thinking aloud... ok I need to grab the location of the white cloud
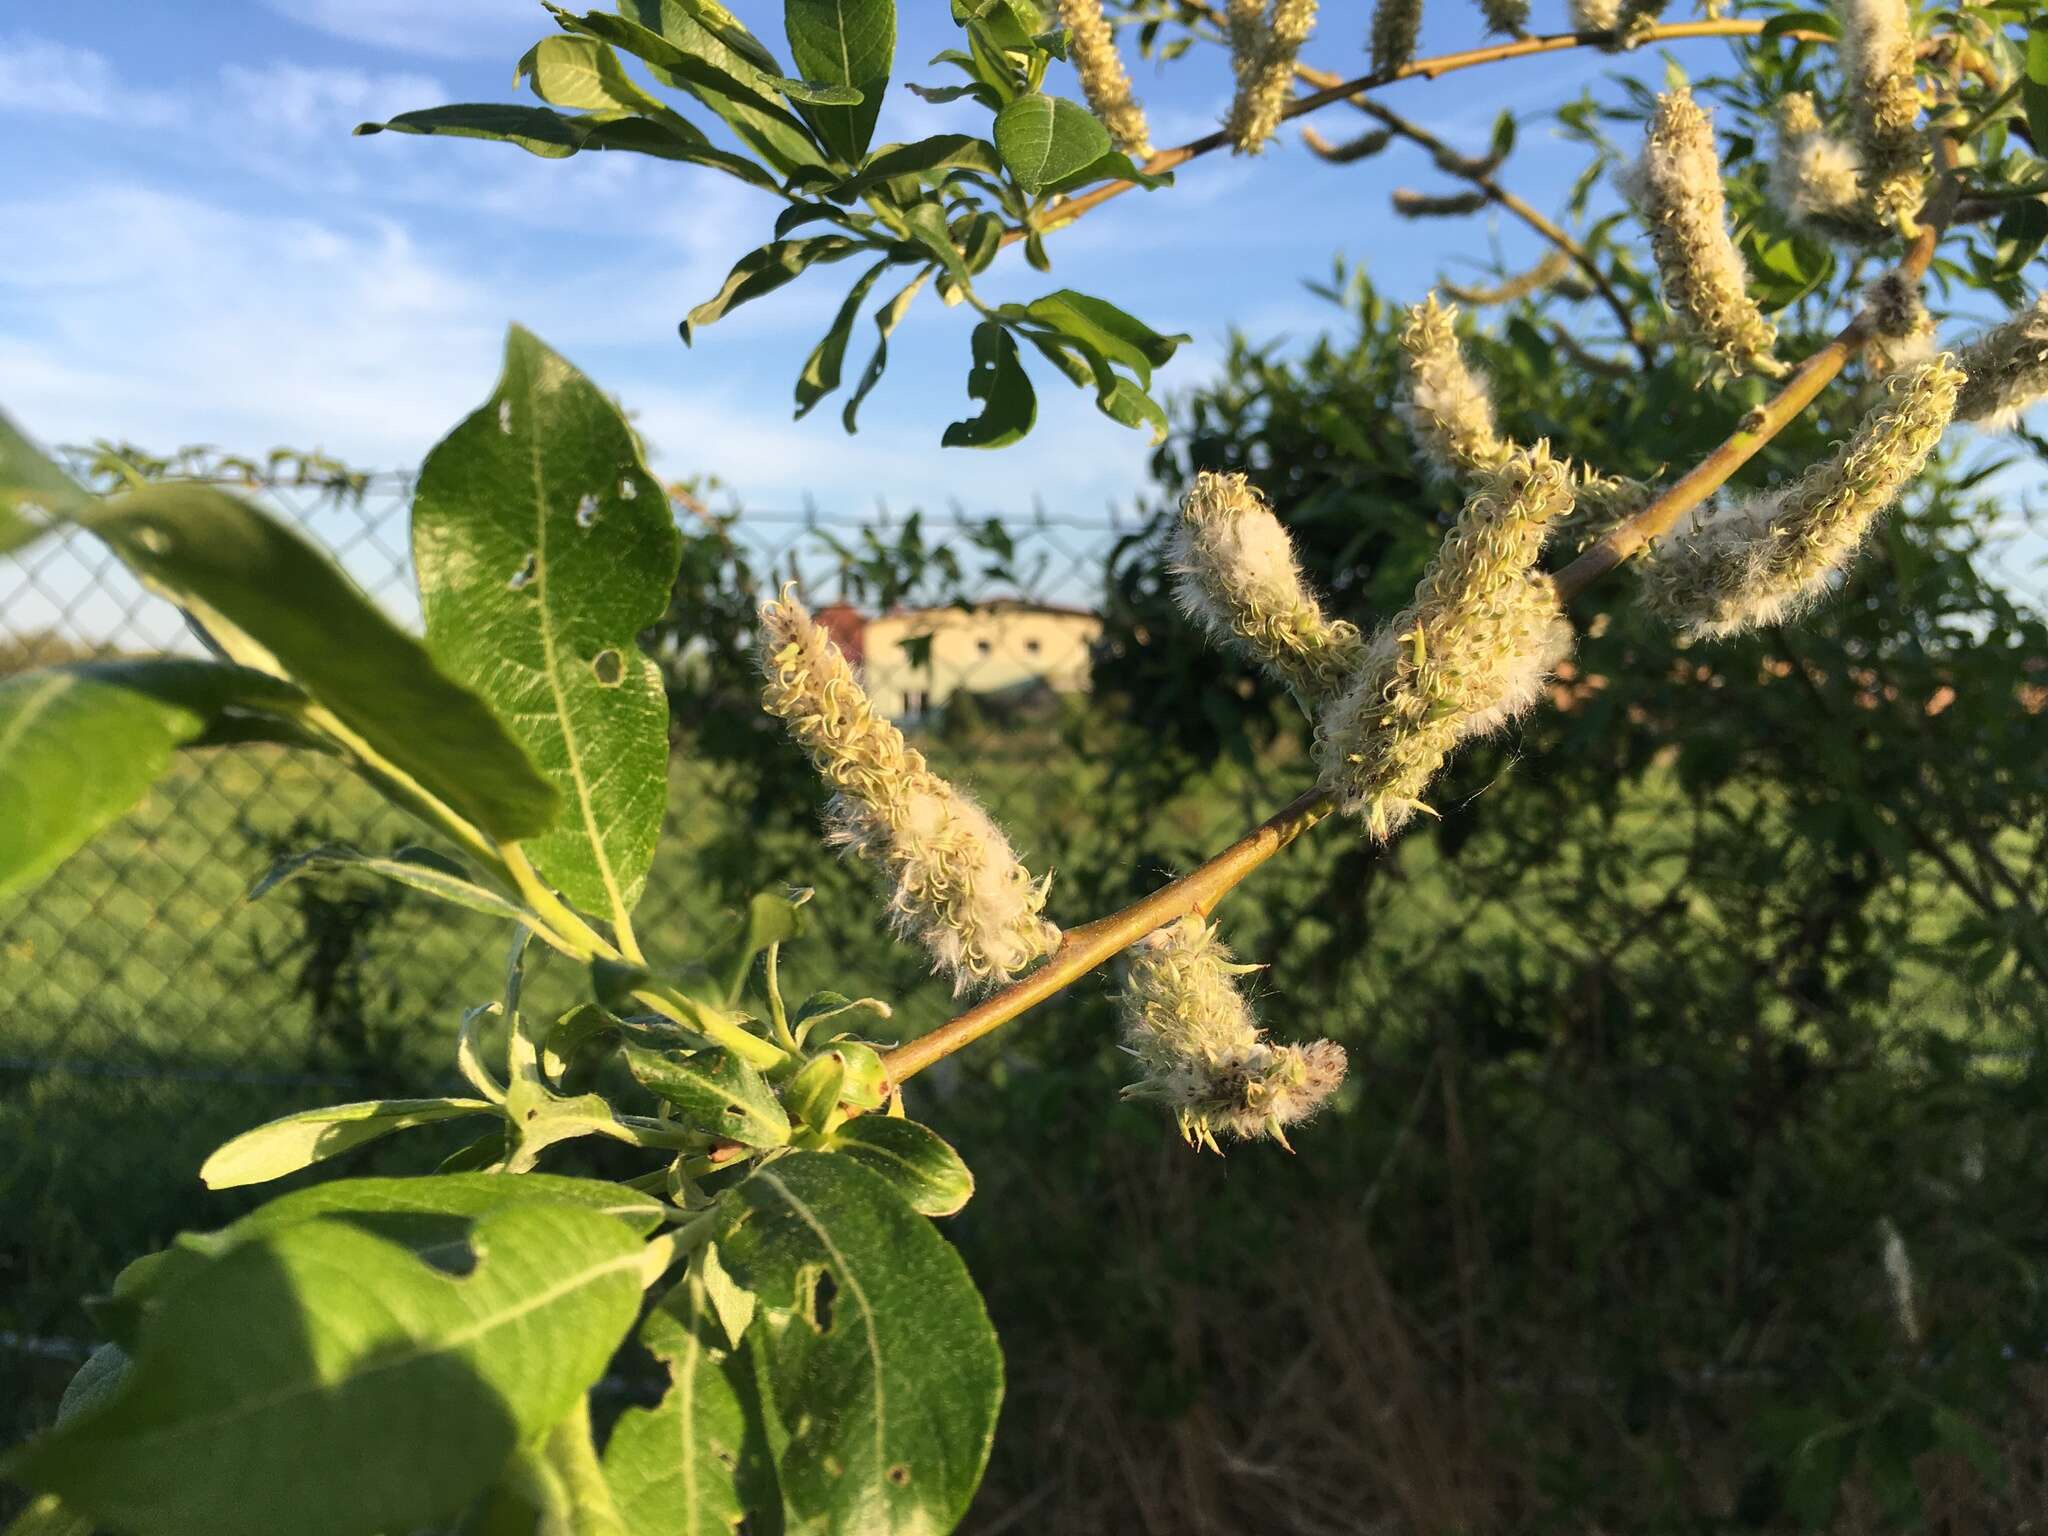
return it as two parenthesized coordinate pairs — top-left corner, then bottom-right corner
(0, 34), (182, 124)
(257, 0), (542, 60)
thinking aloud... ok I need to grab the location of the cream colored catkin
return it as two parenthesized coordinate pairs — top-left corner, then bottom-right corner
(1118, 915), (1348, 1152)
(1837, 0), (1924, 232)
(1226, 0), (1318, 154)
(1170, 472), (1366, 703)
(759, 591), (1060, 993)
(1630, 88), (1787, 379)
(1642, 356), (1963, 638)
(1397, 294), (1512, 483)
(1861, 267), (1936, 372)
(1315, 446), (1577, 839)
(1059, 0), (1152, 159)
(1951, 292), (2048, 430)
(1370, 0), (1423, 75)
(1768, 92), (1865, 239)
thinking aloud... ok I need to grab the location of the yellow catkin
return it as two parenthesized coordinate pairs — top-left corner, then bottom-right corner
(1952, 292), (2048, 431)
(1059, 0), (1151, 158)
(1643, 356), (1962, 638)
(1370, 0), (1423, 75)
(1226, 0), (1318, 155)
(1315, 446), (1576, 839)
(1118, 915), (1347, 1151)
(1170, 472), (1366, 702)
(759, 591), (1059, 992)
(1838, 0), (1924, 232)
(1630, 88), (1786, 379)
(1768, 92), (1865, 240)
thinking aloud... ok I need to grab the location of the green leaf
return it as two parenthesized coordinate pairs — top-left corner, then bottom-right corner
(78, 484), (559, 844)
(785, 0), (896, 163)
(942, 322), (1036, 448)
(198, 1098), (499, 1190)
(798, 259), (892, 419)
(993, 92), (1111, 194)
(772, 76), (864, 105)
(355, 102), (782, 188)
(825, 1118), (974, 1216)
(0, 661), (306, 901)
(707, 888), (811, 1004)
(1038, 146), (1170, 196)
(684, 236), (862, 339)
(56, 1344), (133, 1426)
(248, 843), (542, 935)
(622, 1044), (792, 1147)
(1, 1495), (93, 1536)
(0, 407), (87, 554)
(827, 133), (1004, 203)
(610, 0), (830, 174)
(784, 1051), (847, 1132)
(603, 1267), (765, 1536)
(517, 34), (678, 119)
(10, 1199), (650, 1536)
(1759, 10), (1839, 41)
(813, 1040), (888, 1110)
(791, 990), (893, 1042)
(1022, 289), (1186, 385)
(720, 1153), (1002, 1535)
(842, 266), (931, 432)
(412, 326), (679, 923)
(900, 200), (980, 298)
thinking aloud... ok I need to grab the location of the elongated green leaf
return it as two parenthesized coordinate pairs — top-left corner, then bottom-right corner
(706, 888), (811, 1003)
(797, 259), (892, 418)
(843, 266), (930, 432)
(623, 1044), (790, 1147)
(78, 485), (559, 842)
(11, 1200), (649, 1536)
(1022, 289), (1186, 385)
(198, 1098), (498, 1190)
(604, 1268), (764, 1536)
(0, 661), (305, 901)
(827, 133), (1003, 203)
(354, 103), (779, 187)
(942, 322), (1036, 448)
(825, 1119), (973, 1217)
(413, 327), (679, 922)
(685, 236), (862, 340)
(249, 844), (541, 933)
(901, 200), (979, 297)
(786, 0), (895, 163)
(993, 92), (1110, 194)
(519, 35), (678, 119)
(606, 1), (830, 173)
(721, 1153), (1002, 1535)
(1039, 145), (1171, 195)
(1, 408), (86, 554)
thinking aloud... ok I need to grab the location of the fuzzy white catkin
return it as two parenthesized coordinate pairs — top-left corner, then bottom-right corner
(1952, 292), (2048, 431)
(1170, 472), (1366, 702)
(1226, 0), (1318, 154)
(1118, 915), (1348, 1151)
(1861, 268), (1936, 372)
(1315, 445), (1576, 839)
(1768, 92), (1864, 239)
(759, 591), (1059, 993)
(1397, 294), (1512, 483)
(1837, 0), (1924, 231)
(1643, 356), (1963, 638)
(1629, 88), (1786, 379)
(1059, 0), (1151, 158)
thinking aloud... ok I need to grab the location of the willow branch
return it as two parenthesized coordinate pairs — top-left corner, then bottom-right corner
(1315, 97), (1656, 369)
(1015, 19), (1813, 246)
(876, 138), (1964, 1094)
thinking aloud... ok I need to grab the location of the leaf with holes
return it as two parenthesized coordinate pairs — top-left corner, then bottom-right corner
(993, 93), (1110, 195)
(622, 1044), (791, 1148)
(73, 486), (559, 844)
(0, 661), (307, 901)
(785, 0), (895, 163)
(604, 1264), (773, 1536)
(8, 1198), (650, 1536)
(719, 1152), (1002, 1535)
(942, 322), (1036, 448)
(413, 326), (680, 924)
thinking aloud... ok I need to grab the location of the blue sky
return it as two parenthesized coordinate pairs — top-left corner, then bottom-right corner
(0, 2), (1682, 522)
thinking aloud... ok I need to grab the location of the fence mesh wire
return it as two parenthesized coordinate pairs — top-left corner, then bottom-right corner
(0, 471), (1164, 1388)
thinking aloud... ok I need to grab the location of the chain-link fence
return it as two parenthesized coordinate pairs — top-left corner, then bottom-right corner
(0, 472), (1166, 1394)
